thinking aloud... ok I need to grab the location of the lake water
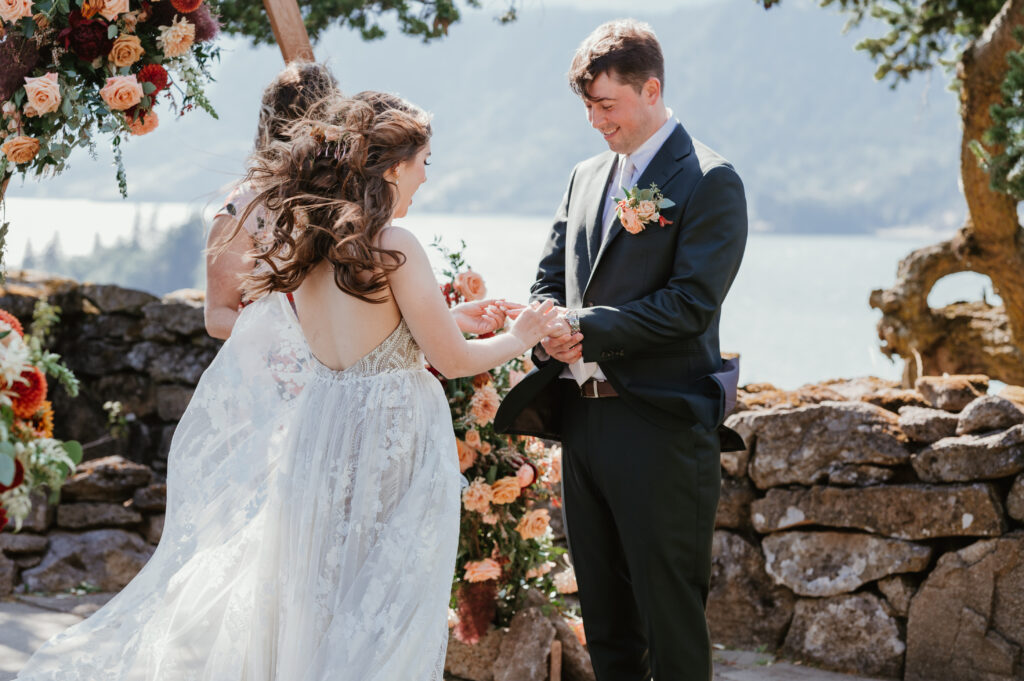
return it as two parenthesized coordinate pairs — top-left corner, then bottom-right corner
(5, 199), (991, 390)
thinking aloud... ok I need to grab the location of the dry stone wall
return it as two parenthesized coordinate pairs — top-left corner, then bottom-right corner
(709, 375), (1024, 680)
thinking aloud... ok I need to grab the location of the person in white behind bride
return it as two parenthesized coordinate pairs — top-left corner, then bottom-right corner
(16, 90), (558, 680)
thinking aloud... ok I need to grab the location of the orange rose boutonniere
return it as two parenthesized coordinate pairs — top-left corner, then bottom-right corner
(615, 182), (676, 235)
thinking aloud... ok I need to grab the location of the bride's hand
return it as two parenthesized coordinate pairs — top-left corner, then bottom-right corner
(509, 299), (560, 348)
(451, 299), (507, 335)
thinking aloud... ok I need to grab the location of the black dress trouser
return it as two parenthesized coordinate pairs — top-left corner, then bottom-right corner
(559, 381), (721, 681)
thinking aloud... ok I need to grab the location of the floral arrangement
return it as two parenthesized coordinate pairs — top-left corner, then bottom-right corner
(431, 240), (579, 644)
(0, 0), (221, 196)
(0, 299), (81, 532)
(615, 181), (675, 235)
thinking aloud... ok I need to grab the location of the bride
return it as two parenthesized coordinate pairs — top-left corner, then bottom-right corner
(16, 91), (558, 680)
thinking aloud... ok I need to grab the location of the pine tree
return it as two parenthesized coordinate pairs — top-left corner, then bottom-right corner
(763, 0), (1024, 384)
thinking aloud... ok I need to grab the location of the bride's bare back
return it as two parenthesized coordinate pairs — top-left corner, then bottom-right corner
(292, 226), (558, 379)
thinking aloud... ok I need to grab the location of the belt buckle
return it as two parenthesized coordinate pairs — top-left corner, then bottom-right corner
(582, 380), (600, 399)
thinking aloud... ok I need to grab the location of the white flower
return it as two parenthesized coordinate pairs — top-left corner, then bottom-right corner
(0, 334), (31, 387)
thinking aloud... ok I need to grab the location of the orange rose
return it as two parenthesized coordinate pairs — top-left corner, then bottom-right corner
(464, 558), (502, 583)
(491, 476), (520, 505)
(0, 0), (32, 23)
(479, 441), (492, 455)
(109, 34), (145, 67)
(516, 463), (535, 488)
(97, 0), (127, 20)
(99, 75), (144, 111)
(454, 270), (486, 301)
(525, 561), (555, 579)
(620, 206), (644, 234)
(469, 383), (500, 426)
(471, 372), (491, 388)
(456, 438), (477, 473)
(461, 477), (493, 514)
(464, 429), (482, 450)
(126, 110), (158, 136)
(1, 136), (40, 164)
(22, 73), (59, 115)
(515, 508), (550, 540)
(569, 617), (586, 645)
(157, 15), (195, 58)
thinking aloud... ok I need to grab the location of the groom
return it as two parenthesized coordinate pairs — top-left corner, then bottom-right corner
(495, 19), (747, 681)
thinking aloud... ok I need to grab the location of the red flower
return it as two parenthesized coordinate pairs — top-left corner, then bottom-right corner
(137, 63), (169, 94)
(454, 579), (498, 645)
(0, 309), (24, 337)
(0, 459), (25, 493)
(10, 366), (47, 420)
(658, 215), (672, 227)
(59, 11), (113, 62)
(170, 0), (202, 12)
(0, 504), (7, 532)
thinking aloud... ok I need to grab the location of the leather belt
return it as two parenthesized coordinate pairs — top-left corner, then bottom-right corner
(579, 379), (618, 399)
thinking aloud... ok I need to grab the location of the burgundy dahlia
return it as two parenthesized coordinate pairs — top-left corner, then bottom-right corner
(137, 63), (169, 93)
(60, 10), (113, 62)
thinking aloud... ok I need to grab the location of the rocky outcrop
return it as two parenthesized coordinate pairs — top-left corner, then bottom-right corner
(915, 375), (989, 412)
(492, 608), (556, 681)
(956, 395), (1024, 435)
(898, 406), (959, 443)
(912, 425), (1024, 482)
(20, 529), (155, 592)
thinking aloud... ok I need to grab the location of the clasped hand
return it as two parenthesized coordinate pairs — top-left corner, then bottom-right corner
(452, 299), (582, 362)
(505, 301), (584, 364)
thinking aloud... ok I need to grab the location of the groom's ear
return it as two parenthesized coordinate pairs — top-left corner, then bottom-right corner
(641, 77), (662, 105)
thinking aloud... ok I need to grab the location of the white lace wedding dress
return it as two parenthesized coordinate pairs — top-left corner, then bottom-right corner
(17, 293), (461, 681)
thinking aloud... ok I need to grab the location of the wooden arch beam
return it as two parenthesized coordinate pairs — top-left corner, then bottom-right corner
(262, 0), (315, 63)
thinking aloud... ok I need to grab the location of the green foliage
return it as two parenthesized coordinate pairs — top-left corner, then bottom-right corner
(984, 28), (1024, 200)
(216, 0), (517, 46)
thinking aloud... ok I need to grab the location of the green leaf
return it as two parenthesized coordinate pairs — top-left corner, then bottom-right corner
(62, 441), (84, 466)
(141, 82), (156, 95)
(486, 464), (498, 485)
(659, 198), (676, 209)
(0, 450), (15, 487)
(107, 23), (119, 39)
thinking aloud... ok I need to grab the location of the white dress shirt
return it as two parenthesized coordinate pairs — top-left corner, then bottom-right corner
(564, 110), (678, 385)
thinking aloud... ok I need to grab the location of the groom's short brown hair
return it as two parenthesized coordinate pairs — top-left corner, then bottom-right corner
(569, 19), (665, 99)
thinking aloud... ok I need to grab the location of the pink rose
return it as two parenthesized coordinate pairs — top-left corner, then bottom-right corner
(545, 450), (562, 485)
(23, 73), (60, 116)
(0, 0), (31, 23)
(97, 0), (127, 21)
(554, 566), (578, 594)
(620, 206), (645, 234)
(515, 508), (550, 540)
(463, 558), (502, 583)
(464, 429), (482, 450)
(454, 269), (486, 301)
(99, 75), (144, 111)
(490, 476), (520, 505)
(479, 442), (492, 455)
(481, 512), (499, 525)
(525, 561), (555, 579)
(637, 200), (657, 222)
(461, 477), (493, 514)
(516, 463), (536, 488)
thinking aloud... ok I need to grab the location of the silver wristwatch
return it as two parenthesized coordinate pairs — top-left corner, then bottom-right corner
(565, 309), (581, 335)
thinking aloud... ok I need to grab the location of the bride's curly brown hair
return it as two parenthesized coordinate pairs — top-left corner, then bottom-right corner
(236, 91), (432, 303)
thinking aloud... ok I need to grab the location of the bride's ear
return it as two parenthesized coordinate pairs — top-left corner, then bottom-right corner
(385, 164), (402, 183)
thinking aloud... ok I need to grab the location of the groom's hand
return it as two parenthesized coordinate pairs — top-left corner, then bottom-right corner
(541, 310), (583, 364)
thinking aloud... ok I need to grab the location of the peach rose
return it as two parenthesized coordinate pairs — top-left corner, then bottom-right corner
(481, 511), (499, 525)
(525, 561), (555, 579)
(479, 441), (492, 455)
(469, 383), (499, 427)
(0, 0), (32, 24)
(637, 200), (658, 222)
(456, 438), (476, 473)
(454, 269), (486, 301)
(545, 449), (562, 485)
(98, 0), (127, 20)
(461, 477), (493, 514)
(157, 15), (195, 58)
(121, 10), (139, 32)
(464, 429), (482, 450)
(99, 75), (144, 111)
(126, 110), (158, 136)
(553, 566), (578, 594)
(109, 34), (145, 67)
(620, 206), (644, 234)
(491, 476), (520, 505)
(463, 558), (502, 583)
(516, 463), (535, 488)
(1, 136), (39, 164)
(23, 73), (60, 115)
(515, 508), (550, 540)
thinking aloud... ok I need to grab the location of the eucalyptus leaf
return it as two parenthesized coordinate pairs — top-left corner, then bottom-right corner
(62, 440), (84, 465)
(659, 198), (676, 208)
(107, 23), (118, 39)
(486, 464), (497, 485)
(0, 451), (15, 487)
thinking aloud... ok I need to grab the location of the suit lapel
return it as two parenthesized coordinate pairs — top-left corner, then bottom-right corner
(574, 153), (617, 289)
(585, 124), (694, 295)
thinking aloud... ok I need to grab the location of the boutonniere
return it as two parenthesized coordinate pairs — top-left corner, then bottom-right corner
(614, 183), (676, 234)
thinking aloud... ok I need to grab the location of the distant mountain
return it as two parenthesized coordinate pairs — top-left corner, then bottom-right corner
(7, 0), (964, 234)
